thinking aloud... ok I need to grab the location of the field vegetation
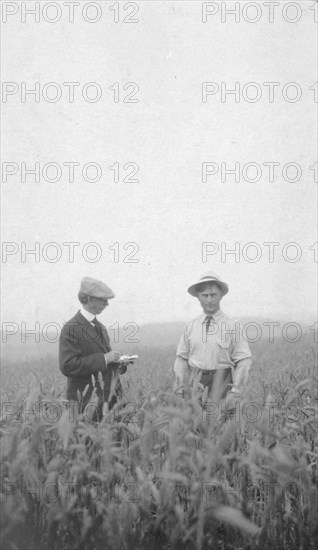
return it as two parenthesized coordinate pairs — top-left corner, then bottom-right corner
(1, 332), (317, 549)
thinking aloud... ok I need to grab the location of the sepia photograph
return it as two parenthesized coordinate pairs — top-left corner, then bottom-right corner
(1, 1), (317, 549)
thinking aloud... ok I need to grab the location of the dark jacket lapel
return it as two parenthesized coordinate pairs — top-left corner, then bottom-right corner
(100, 324), (111, 351)
(75, 311), (109, 352)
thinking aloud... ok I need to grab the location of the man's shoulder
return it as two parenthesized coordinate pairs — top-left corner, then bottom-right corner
(184, 314), (204, 331)
(64, 310), (82, 323)
(218, 310), (240, 325)
(60, 311), (83, 333)
(218, 311), (241, 329)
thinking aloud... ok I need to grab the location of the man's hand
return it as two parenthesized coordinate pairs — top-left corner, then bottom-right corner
(104, 351), (121, 365)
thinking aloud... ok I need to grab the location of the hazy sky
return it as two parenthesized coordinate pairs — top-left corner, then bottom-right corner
(2, 0), (317, 332)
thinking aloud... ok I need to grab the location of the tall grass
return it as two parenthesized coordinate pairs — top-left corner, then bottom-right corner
(1, 338), (317, 549)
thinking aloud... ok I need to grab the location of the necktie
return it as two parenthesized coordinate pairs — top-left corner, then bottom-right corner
(92, 317), (102, 339)
(205, 316), (213, 336)
(91, 318), (111, 351)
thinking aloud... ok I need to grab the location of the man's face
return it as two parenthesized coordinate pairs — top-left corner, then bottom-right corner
(86, 296), (109, 315)
(197, 283), (222, 315)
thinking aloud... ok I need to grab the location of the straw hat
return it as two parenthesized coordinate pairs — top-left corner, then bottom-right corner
(187, 271), (229, 297)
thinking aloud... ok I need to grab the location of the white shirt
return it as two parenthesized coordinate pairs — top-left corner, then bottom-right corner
(80, 308), (96, 325)
(174, 309), (252, 392)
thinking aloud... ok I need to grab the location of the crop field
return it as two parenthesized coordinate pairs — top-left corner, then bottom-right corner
(1, 334), (317, 550)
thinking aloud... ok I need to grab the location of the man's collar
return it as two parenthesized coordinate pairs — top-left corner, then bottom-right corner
(80, 308), (95, 323)
(200, 308), (223, 323)
(212, 308), (223, 321)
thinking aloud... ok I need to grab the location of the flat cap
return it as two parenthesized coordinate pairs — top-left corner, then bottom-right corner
(188, 271), (229, 297)
(79, 277), (115, 299)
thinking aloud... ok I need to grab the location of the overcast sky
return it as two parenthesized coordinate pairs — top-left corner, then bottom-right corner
(2, 1), (317, 332)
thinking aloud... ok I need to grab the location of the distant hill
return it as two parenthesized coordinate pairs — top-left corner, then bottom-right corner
(0, 322), (185, 361)
(0, 318), (312, 362)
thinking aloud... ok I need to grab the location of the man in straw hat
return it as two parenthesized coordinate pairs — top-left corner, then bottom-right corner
(174, 271), (252, 400)
(59, 276), (129, 421)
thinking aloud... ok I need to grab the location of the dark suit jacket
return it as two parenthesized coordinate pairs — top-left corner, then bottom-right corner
(59, 311), (126, 417)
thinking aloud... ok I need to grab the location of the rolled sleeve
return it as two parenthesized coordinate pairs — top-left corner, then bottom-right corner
(232, 358), (252, 392)
(176, 325), (190, 360)
(174, 326), (191, 387)
(230, 323), (252, 392)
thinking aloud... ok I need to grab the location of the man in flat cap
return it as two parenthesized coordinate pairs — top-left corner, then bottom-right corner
(59, 276), (127, 421)
(174, 271), (252, 401)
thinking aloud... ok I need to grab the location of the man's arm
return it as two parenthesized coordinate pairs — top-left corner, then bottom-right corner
(173, 326), (191, 392)
(99, 322), (123, 371)
(59, 325), (107, 377)
(230, 323), (252, 393)
(174, 356), (190, 391)
(231, 357), (252, 393)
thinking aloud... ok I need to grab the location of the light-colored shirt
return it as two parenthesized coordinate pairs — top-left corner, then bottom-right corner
(174, 309), (252, 393)
(80, 308), (96, 325)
